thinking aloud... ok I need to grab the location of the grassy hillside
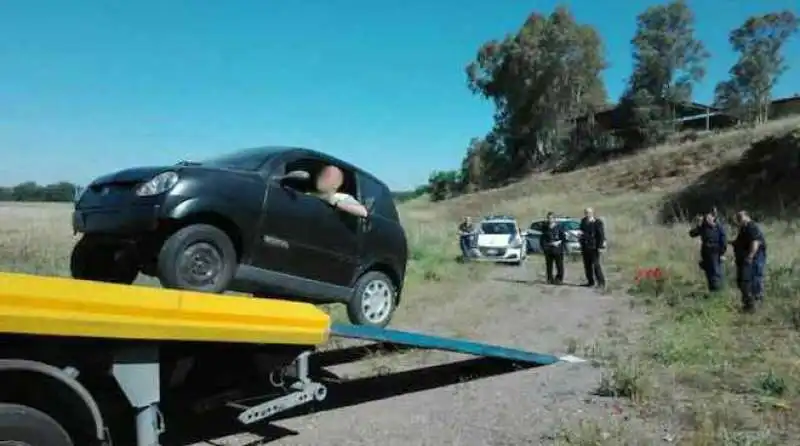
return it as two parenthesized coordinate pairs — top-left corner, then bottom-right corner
(403, 115), (800, 444)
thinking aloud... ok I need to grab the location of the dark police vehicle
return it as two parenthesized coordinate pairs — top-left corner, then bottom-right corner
(71, 146), (408, 327)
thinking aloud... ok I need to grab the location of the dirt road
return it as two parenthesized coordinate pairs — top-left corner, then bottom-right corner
(178, 259), (652, 446)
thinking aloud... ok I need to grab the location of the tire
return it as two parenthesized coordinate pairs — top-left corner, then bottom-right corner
(70, 235), (139, 284)
(157, 224), (237, 293)
(347, 271), (397, 328)
(0, 403), (74, 446)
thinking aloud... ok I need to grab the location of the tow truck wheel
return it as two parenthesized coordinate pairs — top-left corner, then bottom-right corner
(347, 271), (396, 328)
(0, 403), (74, 446)
(70, 235), (139, 284)
(157, 224), (237, 293)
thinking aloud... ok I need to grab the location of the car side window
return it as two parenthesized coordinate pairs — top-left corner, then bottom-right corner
(358, 173), (398, 221)
(278, 156), (361, 232)
(530, 221), (545, 232)
(279, 157), (359, 199)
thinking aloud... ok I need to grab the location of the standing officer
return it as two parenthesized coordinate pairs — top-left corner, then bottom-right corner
(689, 210), (727, 291)
(539, 212), (567, 284)
(731, 211), (767, 313)
(579, 207), (606, 288)
(458, 216), (477, 258)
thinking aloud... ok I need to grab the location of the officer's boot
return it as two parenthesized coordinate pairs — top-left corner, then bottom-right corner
(741, 291), (756, 313)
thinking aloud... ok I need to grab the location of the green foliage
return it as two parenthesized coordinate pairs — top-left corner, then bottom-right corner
(713, 11), (799, 124)
(427, 170), (464, 202)
(0, 181), (79, 202)
(464, 6), (608, 180)
(619, 0), (709, 149)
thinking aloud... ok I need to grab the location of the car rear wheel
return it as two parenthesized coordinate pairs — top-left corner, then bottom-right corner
(70, 235), (139, 284)
(0, 403), (74, 446)
(347, 271), (396, 328)
(157, 224), (237, 293)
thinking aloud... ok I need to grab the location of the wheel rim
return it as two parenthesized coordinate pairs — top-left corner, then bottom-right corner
(178, 242), (223, 287)
(361, 280), (393, 324)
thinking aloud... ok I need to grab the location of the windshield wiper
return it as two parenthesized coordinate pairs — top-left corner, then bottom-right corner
(175, 160), (202, 166)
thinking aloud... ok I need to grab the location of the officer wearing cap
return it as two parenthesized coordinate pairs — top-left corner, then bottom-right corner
(689, 209), (727, 292)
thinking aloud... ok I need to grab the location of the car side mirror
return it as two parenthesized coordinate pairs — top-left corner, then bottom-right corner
(273, 170), (311, 184)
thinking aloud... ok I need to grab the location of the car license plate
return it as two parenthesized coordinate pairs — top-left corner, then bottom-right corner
(486, 249), (497, 255)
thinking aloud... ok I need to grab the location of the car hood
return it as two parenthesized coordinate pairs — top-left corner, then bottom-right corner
(477, 234), (516, 248)
(90, 166), (173, 186)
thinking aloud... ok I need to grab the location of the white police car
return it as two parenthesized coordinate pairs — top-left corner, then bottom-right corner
(473, 215), (527, 265)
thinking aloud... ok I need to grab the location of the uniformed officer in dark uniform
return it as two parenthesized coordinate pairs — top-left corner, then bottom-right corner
(539, 212), (567, 284)
(731, 211), (767, 313)
(579, 207), (606, 288)
(689, 210), (727, 291)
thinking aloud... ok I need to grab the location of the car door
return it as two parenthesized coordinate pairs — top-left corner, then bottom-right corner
(255, 154), (359, 287)
(526, 220), (546, 253)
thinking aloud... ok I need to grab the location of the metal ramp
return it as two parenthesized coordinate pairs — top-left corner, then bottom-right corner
(329, 323), (585, 366)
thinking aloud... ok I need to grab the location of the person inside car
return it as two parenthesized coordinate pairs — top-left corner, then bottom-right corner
(312, 165), (369, 218)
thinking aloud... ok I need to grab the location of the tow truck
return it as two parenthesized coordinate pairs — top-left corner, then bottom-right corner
(0, 272), (584, 446)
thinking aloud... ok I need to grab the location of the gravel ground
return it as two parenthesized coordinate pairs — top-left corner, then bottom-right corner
(176, 259), (658, 446)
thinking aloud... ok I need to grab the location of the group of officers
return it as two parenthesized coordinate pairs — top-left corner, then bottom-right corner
(457, 208), (608, 289)
(539, 207), (607, 289)
(689, 208), (768, 313)
(458, 206), (768, 312)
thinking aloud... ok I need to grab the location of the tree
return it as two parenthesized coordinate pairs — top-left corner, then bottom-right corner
(0, 181), (79, 202)
(713, 11), (799, 124)
(620, 0), (709, 147)
(465, 6), (607, 179)
(427, 170), (463, 202)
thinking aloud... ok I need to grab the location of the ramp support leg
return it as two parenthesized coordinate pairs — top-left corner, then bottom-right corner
(233, 351), (328, 425)
(111, 346), (165, 446)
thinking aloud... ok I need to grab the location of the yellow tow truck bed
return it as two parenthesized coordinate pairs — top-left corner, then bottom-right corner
(0, 272), (330, 346)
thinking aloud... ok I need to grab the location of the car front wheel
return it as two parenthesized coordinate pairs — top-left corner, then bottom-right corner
(157, 224), (237, 293)
(70, 235), (139, 284)
(347, 271), (397, 327)
(0, 403), (74, 446)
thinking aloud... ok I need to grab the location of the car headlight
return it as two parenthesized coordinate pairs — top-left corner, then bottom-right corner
(73, 185), (86, 206)
(135, 171), (179, 197)
(509, 237), (523, 248)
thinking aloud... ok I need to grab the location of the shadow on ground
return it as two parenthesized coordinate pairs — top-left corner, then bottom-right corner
(162, 342), (545, 445)
(659, 128), (800, 223)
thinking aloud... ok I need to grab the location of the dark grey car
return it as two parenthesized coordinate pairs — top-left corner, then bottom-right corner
(71, 146), (408, 327)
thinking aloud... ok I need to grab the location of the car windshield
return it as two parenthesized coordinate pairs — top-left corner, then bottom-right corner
(481, 222), (517, 234)
(530, 221), (545, 230)
(560, 220), (580, 231)
(192, 147), (281, 171)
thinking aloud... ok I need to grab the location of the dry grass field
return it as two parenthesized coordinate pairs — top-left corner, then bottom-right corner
(2, 115), (800, 444)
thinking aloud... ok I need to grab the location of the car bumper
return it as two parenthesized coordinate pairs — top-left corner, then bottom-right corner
(73, 204), (162, 235)
(472, 246), (525, 262)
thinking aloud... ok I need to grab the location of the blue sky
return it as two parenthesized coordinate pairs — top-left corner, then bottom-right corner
(1, 1), (798, 190)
